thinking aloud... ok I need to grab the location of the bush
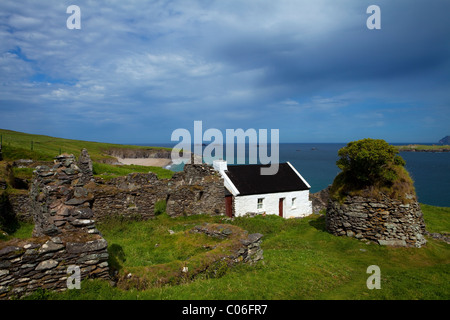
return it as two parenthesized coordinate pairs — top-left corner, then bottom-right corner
(331, 138), (415, 202)
(336, 138), (405, 186)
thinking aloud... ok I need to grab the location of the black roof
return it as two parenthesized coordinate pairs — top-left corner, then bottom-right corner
(224, 163), (310, 196)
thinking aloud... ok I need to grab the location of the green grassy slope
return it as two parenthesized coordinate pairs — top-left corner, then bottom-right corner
(0, 128), (171, 162)
(0, 128), (174, 182)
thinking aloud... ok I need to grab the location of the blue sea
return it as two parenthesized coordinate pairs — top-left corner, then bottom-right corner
(144, 143), (450, 207)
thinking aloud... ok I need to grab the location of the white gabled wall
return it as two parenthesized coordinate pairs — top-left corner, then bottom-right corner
(234, 190), (312, 218)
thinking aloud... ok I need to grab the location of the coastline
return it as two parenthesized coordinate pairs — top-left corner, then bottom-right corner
(116, 157), (172, 167)
(114, 152), (203, 169)
(396, 144), (450, 153)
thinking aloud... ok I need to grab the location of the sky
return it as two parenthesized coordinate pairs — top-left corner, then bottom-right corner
(0, 0), (449, 144)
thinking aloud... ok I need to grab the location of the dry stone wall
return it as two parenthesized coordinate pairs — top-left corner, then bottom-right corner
(326, 193), (427, 248)
(3, 154), (226, 223)
(91, 162), (225, 220)
(30, 153), (98, 237)
(6, 193), (32, 223)
(0, 232), (109, 299)
(165, 164), (225, 217)
(0, 149), (110, 299)
(92, 172), (165, 220)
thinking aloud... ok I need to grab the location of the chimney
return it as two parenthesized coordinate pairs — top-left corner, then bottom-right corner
(213, 159), (227, 173)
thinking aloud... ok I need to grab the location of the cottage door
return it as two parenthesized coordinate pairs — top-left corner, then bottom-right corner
(225, 195), (233, 218)
(279, 198), (284, 217)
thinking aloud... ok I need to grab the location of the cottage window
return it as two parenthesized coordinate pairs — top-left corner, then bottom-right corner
(257, 198), (264, 209)
(292, 197), (297, 208)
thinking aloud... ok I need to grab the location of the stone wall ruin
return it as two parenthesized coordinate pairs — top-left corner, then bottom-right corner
(326, 193), (427, 248)
(0, 150), (110, 299)
(90, 162), (225, 220)
(0, 149), (228, 298)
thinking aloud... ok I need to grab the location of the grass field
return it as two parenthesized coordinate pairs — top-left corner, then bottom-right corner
(396, 144), (450, 152)
(0, 128), (171, 162)
(0, 128), (174, 184)
(15, 204), (449, 300)
(92, 162), (174, 180)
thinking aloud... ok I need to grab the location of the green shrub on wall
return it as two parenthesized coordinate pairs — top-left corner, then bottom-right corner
(331, 138), (415, 202)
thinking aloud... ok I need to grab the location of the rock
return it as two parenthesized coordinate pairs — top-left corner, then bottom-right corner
(0, 246), (22, 258)
(71, 219), (95, 227)
(39, 240), (65, 253)
(309, 186), (331, 214)
(369, 203), (386, 208)
(73, 187), (88, 198)
(424, 231), (450, 244)
(52, 237), (63, 245)
(66, 239), (108, 254)
(0, 270), (9, 277)
(64, 197), (90, 205)
(344, 211), (368, 218)
(378, 239), (407, 247)
(42, 224), (60, 236)
(70, 207), (93, 219)
(35, 259), (59, 271)
(343, 222), (352, 228)
(222, 228), (233, 236)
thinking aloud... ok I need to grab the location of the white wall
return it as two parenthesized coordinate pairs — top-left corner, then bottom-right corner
(234, 190), (312, 218)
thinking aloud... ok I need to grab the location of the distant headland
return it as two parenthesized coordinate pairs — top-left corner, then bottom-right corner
(396, 136), (450, 152)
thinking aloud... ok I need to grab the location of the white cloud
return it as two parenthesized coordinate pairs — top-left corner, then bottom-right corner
(0, 0), (448, 143)
(8, 14), (42, 29)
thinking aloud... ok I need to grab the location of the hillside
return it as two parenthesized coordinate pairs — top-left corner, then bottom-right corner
(0, 128), (171, 163)
(0, 128), (174, 189)
(439, 136), (450, 145)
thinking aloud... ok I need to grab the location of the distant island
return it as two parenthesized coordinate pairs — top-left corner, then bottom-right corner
(397, 136), (450, 152)
(397, 145), (450, 153)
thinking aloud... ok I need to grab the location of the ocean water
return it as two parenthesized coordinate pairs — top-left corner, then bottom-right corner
(147, 143), (450, 207)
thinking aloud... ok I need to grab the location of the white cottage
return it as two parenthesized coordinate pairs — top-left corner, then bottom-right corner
(213, 160), (313, 218)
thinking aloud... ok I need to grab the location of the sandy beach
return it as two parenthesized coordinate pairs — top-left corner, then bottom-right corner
(116, 157), (172, 167)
